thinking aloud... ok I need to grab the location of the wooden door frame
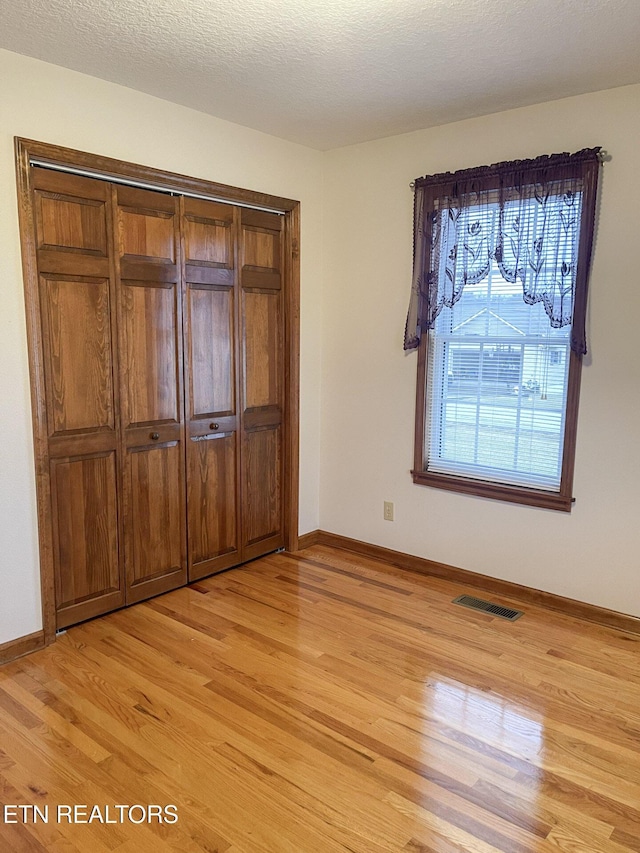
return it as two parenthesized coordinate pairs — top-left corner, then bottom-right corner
(15, 137), (301, 647)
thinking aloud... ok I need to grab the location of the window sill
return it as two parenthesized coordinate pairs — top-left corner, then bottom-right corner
(411, 469), (573, 511)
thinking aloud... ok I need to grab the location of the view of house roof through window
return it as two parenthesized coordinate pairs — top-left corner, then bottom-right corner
(425, 263), (570, 491)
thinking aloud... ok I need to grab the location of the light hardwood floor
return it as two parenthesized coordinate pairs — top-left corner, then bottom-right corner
(1, 544), (639, 852)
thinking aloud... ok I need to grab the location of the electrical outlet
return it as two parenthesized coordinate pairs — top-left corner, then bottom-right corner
(383, 501), (394, 522)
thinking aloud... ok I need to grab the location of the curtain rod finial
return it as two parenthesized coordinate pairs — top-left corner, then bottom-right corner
(598, 149), (611, 162)
(409, 180), (416, 191)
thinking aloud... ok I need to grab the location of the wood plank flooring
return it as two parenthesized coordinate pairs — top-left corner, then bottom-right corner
(1, 544), (639, 852)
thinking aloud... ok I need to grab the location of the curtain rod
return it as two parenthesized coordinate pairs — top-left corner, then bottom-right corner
(409, 149), (610, 191)
(30, 159), (286, 215)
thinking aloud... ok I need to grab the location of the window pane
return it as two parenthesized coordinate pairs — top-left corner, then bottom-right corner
(425, 266), (571, 490)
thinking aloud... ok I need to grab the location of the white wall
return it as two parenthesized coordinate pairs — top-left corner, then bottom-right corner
(0, 49), (324, 645)
(321, 85), (640, 617)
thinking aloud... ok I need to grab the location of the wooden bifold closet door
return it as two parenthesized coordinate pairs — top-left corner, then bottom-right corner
(183, 197), (241, 580)
(115, 185), (188, 603)
(26, 161), (289, 630)
(32, 169), (124, 629)
(239, 209), (285, 561)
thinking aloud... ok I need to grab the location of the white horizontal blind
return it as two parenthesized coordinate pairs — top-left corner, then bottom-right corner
(425, 264), (571, 491)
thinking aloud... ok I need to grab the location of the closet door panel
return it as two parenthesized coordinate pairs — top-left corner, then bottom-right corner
(124, 441), (185, 601)
(183, 198), (241, 579)
(188, 434), (238, 568)
(37, 196), (106, 255)
(243, 427), (282, 549)
(119, 210), (175, 262)
(40, 275), (115, 435)
(240, 210), (284, 560)
(184, 200), (233, 271)
(120, 282), (179, 426)
(34, 169), (108, 257)
(189, 286), (235, 417)
(32, 168), (125, 627)
(115, 186), (187, 599)
(51, 453), (121, 628)
(118, 187), (176, 263)
(243, 290), (281, 410)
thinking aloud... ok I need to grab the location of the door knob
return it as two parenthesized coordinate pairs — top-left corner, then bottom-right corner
(209, 422), (219, 430)
(150, 432), (159, 440)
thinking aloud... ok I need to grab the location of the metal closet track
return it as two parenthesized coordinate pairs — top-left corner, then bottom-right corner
(29, 159), (287, 215)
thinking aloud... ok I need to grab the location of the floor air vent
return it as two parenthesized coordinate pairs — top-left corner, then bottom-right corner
(452, 594), (523, 621)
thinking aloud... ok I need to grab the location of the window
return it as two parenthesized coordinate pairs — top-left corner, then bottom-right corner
(405, 150), (602, 510)
(426, 260), (572, 494)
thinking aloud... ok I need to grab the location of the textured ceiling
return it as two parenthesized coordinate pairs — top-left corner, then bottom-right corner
(1, 0), (639, 149)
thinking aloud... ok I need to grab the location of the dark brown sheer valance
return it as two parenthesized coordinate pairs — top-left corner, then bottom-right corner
(404, 148), (602, 355)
